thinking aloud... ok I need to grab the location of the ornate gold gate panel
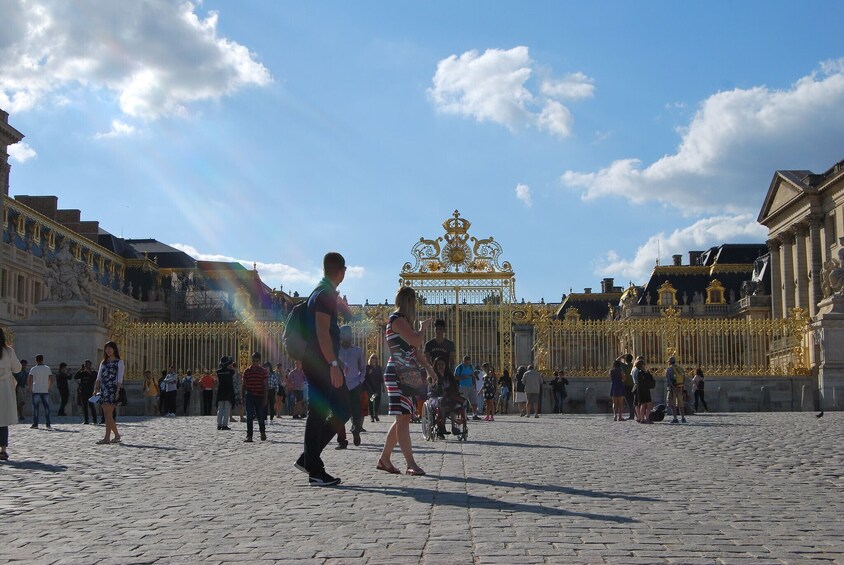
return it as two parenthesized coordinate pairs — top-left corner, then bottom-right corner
(399, 211), (516, 372)
(110, 305), (384, 381)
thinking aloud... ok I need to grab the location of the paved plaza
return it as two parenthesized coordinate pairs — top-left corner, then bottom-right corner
(0, 411), (842, 565)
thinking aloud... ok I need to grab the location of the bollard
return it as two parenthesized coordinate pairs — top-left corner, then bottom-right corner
(760, 386), (772, 411)
(718, 387), (729, 413)
(584, 387), (597, 414)
(801, 384), (815, 412)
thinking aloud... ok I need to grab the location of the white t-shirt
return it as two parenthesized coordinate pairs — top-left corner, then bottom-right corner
(29, 364), (52, 394)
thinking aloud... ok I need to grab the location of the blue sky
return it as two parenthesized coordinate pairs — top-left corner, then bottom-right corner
(3, 1), (844, 304)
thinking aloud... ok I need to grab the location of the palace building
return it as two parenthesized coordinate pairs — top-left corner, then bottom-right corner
(758, 159), (844, 318)
(1, 112), (292, 332)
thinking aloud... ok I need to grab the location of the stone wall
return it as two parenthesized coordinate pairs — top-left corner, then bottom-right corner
(539, 375), (816, 414)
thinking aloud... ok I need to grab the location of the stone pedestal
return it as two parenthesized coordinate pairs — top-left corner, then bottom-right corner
(812, 294), (844, 410)
(11, 301), (108, 367)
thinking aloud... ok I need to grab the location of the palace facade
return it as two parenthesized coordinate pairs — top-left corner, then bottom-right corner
(1, 112), (293, 333)
(758, 159), (844, 318)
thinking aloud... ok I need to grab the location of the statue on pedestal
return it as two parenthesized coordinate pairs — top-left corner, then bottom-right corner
(43, 241), (92, 304)
(821, 244), (844, 299)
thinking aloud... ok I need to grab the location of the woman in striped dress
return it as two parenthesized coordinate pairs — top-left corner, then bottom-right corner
(377, 286), (433, 476)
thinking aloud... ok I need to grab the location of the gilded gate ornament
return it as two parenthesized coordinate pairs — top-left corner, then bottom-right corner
(402, 210), (513, 275)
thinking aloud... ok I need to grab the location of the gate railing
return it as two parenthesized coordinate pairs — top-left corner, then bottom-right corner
(522, 304), (811, 377)
(108, 304), (811, 381)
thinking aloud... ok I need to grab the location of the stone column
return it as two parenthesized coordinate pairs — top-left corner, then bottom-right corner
(793, 224), (809, 315)
(807, 215), (824, 317)
(780, 232), (796, 316)
(768, 238), (783, 319)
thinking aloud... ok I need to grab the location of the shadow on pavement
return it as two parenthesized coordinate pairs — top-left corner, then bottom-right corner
(2, 460), (68, 472)
(468, 439), (593, 450)
(121, 443), (182, 452)
(429, 475), (659, 503)
(341, 485), (638, 523)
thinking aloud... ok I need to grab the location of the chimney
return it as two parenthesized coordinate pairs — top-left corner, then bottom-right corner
(601, 278), (615, 293)
(584, 288), (592, 294)
(689, 251), (703, 265)
(672, 254), (682, 266)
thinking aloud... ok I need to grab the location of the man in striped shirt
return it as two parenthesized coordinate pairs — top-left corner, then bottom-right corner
(242, 352), (269, 442)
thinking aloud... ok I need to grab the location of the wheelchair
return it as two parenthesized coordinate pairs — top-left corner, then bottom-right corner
(421, 396), (469, 442)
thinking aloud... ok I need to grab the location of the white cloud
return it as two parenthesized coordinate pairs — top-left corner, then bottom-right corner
(7, 141), (36, 163)
(0, 0), (272, 119)
(540, 72), (595, 100)
(94, 119), (136, 140)
(562, 60), (844, 214)
(537, 100), (573, 138)
(594, 214), (767, 283)
(515, 183), (532, 207)
(169, 243), (365, 292)
(428, 46), (593, 138)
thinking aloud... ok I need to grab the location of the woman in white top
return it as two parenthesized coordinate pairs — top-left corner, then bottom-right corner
(93, 341), (125, 444)
(0, 328), (23, 460)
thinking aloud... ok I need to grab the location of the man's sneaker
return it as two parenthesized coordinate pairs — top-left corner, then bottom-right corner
(260, 432), (267, 441)
(472, 415), (481, 421)
(294, 455), (307, 474)
(309, 470), (341, 487)
(352, 432), (361, 446)
(681, 417), (687, 423)
(670, 418), (679, 424)
(244, 436), (253, 443)
(30, 424), (38, 429)
(45, 425), (52, 430)
(335, 442), (348, 450)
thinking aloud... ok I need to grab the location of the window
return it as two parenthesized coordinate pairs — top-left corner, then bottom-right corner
(706, 280), (726, 304)
(16, 275), (25, 304)
(656, 281), (677, 306)
(0, 269), (6, 298)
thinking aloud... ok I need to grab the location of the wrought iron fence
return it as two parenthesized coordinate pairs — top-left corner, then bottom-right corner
(526, 305), (811, 377)
(108, 304), (811, 381)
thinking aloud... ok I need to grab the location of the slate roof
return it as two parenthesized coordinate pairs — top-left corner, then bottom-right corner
(556, 292), (623, 320)
(124, 239), (197, 269)
(638, 244), (769, 307)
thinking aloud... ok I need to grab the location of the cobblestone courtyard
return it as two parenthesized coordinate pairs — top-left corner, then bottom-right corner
(0, 412), (841, 565)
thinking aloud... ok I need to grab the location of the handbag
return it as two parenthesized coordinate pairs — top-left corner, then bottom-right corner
(392, 359), (428, 397)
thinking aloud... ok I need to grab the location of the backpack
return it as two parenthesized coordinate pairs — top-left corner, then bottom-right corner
(643, 371), (656, 390)
(283, 298), (311, 360)
(650, 403), (667, 422)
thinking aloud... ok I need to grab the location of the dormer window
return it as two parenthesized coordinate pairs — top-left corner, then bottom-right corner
(706, 279), (726, 304)
(656, 281), (677, 306)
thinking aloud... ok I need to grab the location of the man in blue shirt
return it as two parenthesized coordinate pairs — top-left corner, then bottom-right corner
(336, 325), (366, 449)
(295, 252), (351, 487)
(454, 355), (481, 420)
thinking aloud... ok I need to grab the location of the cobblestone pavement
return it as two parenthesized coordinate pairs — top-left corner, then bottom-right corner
(0, 411), (842, 565)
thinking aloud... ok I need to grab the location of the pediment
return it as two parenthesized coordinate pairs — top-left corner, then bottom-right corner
(757, 174), (806, 225)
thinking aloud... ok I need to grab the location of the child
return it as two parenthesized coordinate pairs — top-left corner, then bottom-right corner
(482, 364), (497, 421)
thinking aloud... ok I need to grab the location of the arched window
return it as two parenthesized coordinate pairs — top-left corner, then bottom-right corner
(656, 281), (677, 306)
(706, 279), (726, 304)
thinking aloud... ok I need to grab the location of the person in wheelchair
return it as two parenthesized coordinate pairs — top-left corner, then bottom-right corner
(427, 357), (465, 439)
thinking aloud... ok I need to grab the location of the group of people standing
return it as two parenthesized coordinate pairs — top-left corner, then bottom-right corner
(0, 327), (126, 457)
(608, 353), (709, 424)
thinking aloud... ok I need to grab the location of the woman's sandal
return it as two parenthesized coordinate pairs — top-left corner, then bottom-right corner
(405, 467), (426, 476)
(112, 436), (122, 444)
(376, 459), (401, 474)
(96, 439), (110, 445)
